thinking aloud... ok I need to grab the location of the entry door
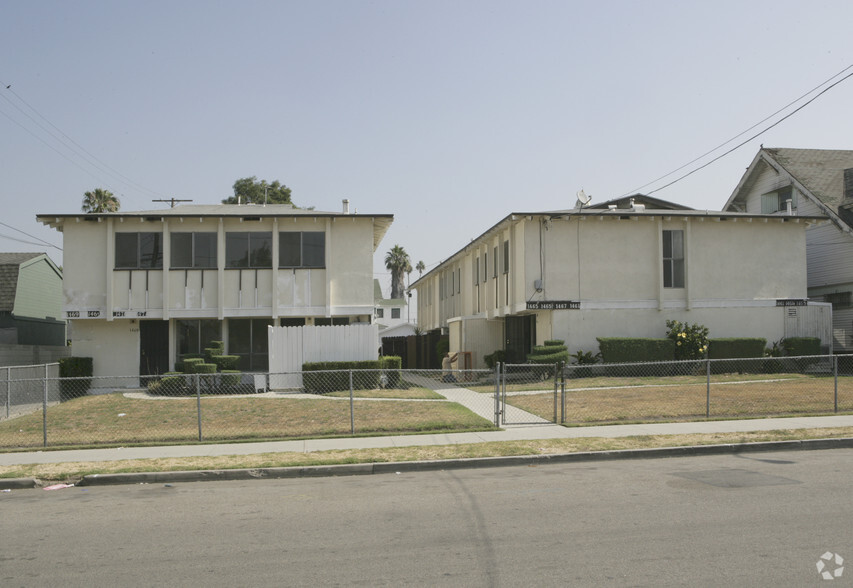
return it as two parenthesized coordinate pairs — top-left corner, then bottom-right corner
(505, 315), (536, 364)
(140, 320), (169, 376)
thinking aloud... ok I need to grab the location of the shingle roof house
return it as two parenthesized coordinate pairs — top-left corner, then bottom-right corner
(724, 147), (853, 351)
(0, 252), (65, 346)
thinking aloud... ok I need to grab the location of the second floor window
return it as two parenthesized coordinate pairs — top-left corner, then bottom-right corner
(662, 230), (685, 288)
(279, 232), (325, 268)
(171, 232), (217, 268)
(226, 232), (272, 268)
(115, 232), (162, 269)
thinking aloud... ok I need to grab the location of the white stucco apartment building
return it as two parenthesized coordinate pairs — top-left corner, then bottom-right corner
(410, 196), (829, 368)
(37, 203), (392, 377)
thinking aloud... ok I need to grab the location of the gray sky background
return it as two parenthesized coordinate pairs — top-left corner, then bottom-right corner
(3, 1), (853, 297)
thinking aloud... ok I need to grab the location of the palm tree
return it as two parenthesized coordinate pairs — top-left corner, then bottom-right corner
(416, 260), (425, 276)
(384, 244), (411, 299)
(82, 188), (120, 213)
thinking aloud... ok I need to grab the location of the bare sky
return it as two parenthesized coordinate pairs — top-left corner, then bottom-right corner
(2, 1), (853, 295)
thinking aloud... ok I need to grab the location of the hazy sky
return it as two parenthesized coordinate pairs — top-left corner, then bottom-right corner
(3, 1), (853, 295)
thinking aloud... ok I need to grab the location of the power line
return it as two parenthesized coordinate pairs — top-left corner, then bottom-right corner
(646, 69), (853, 196)
(0, 80), (169, 202)
(0, 220), (61, 250)
(621, 63), (853, 197)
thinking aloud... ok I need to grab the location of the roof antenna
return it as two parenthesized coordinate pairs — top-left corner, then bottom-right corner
(153, 198), (193, 208)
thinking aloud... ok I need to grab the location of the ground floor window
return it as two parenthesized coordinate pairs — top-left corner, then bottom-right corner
(176, 319), (222, 360)
(228, 318), (273, 371)
(315, 317), (350, 326)
(280, 317), (306, 327)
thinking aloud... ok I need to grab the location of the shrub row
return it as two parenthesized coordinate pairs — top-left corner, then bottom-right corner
(302, 357), (402, 393)
(597, 338), (675, 363)
(59, 356), (93, 400)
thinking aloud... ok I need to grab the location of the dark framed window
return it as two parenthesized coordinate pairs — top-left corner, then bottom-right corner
(226, 232), (272, 268)
(663, 230), (685, 288)
(176, 319), (222, 360)
(171, 232), (217, 268)
(391, 308), (401, 319)
(474, 257), (479, 285)
(280, 317), (306, 327)
(761, 186), (796, 214)
(493, 246), (498, 278)
(279, 232), (325, 268)
(115, 232), (162, 269)
(228, 318), (273, 371)
(503, 240), (509, 274)
(314, 317), (350, 326)
(376, 308), (384, 318)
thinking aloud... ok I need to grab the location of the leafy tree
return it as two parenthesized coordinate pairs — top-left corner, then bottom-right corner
(81, 188), (120, 213)
(416, 260), (425, 276)
(385, 244), (411, 299)
(222, 177), (293, 205)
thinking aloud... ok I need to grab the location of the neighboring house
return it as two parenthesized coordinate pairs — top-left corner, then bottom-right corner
(0, 252), (65, 347)
(410, 195), (828, 368)
(724, 147), (853, 352)
(373, 279), (409, 331)
(37, 203), (392, 378)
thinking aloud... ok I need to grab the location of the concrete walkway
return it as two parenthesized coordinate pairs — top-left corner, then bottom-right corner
(3, 415), (853, 467)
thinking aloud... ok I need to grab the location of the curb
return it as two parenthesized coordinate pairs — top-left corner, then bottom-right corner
(4, 437), (853, 490)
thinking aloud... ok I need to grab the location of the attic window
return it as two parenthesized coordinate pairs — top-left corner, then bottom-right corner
(761, 186), (796, 214)
(242, 216), (262, 221)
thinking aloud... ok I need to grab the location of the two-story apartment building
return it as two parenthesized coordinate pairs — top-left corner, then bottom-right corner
(724, 147), (853, 352)
(410, 196), (828, 367)
(37, 203), (392, 377)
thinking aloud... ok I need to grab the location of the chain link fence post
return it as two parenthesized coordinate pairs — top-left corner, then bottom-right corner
(43, 364), (49, 447)
(349, 370), (355, 435)
(706, 357), (711, 419)
(553, 363), (559, 423)
(5, 366), (9, 420)
(560, 366), (566, 424)
(196, 374), (203, 442)
(501, 363), (507, 426)
(834, 354), (839, 413)
(493, 362), (500, 427)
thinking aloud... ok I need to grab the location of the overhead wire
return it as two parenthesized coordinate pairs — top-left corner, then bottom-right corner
(0, 79), (170, 203)
(0, 220), (61, 250)
(621, 63), (853, 197)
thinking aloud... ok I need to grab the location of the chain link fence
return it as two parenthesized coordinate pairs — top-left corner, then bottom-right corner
(2, 356), (852, 450)
(0, 368), (498, 450)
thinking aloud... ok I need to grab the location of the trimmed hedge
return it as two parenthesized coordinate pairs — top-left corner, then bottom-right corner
(59, 356), (93, 400)
(182, 357), (204, 373)
(302, 360), (383, 393)
(783, 337), (821, 356)
(211, 354), (240, 371)
(597, 338), (675, 363)
(708, 338), (767, 359)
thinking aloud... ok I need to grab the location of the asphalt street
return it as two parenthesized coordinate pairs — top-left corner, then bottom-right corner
(3, 447), (852, 586)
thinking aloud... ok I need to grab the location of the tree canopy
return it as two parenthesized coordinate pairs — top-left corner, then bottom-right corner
(222, 177), (293, 205)
(384, 244), (411, 299)
(81, 188), (120, 213)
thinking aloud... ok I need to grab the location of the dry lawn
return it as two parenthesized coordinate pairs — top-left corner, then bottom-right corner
(509, 375), (853, 423)
(0, 392), (494, 450)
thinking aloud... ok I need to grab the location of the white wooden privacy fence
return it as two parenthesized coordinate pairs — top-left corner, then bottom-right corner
(267, 324), (379, 389)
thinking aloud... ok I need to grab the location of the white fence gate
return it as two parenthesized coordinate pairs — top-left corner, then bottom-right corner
(267, 324), (379, 390)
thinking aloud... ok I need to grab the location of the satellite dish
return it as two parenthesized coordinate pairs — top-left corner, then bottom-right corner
(576, 189), (591, 206)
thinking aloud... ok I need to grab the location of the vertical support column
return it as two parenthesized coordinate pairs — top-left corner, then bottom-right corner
(5, 366), (9, 420)
(217, 218), (225, 321)
(494, 363), (500, 427)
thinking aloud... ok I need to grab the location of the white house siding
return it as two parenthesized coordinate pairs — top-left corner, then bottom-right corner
(414, 209), (813, 368)
(41, 205), (391, 378)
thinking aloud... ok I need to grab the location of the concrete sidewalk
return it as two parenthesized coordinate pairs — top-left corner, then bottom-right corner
(3, 414), (853, 467)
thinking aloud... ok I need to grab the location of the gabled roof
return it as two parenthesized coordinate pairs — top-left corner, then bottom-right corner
(725, 147), (853, 215)
(0, 253), (45, 312)
(37, 203), (395, 251)
(587, 194), (694, 211)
